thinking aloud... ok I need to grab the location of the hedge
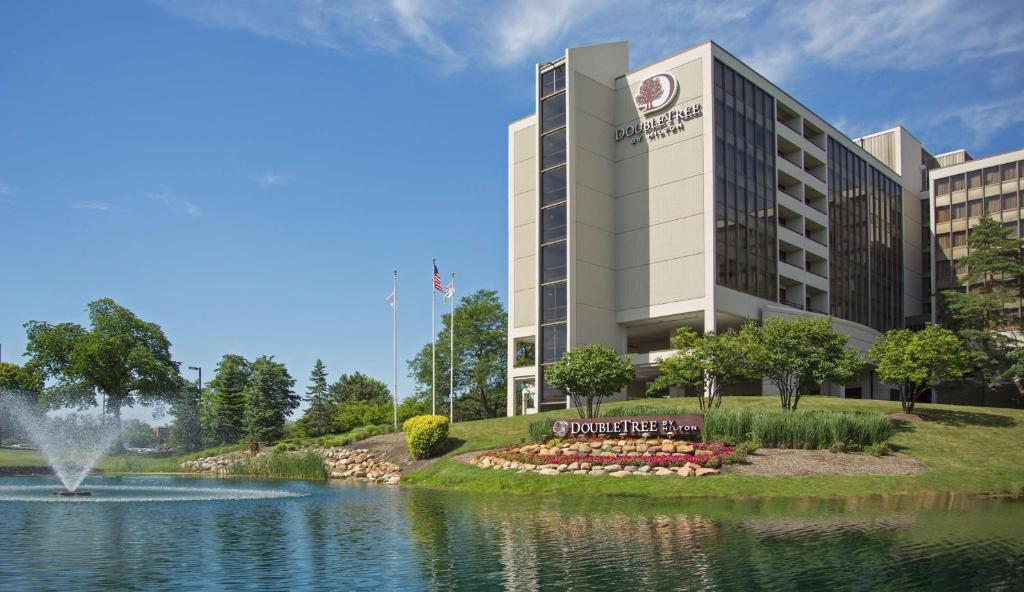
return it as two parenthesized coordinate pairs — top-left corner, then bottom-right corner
(402, 415), (449, 459)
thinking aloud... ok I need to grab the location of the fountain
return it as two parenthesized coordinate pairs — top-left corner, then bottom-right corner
(1, 392), (121, 495)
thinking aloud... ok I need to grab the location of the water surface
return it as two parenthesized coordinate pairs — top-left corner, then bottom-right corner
(0, 475), (1021, 591)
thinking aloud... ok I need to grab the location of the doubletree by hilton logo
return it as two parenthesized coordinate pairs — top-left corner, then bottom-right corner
(634, 73), (678, 114)
(616, 71), (702, 145)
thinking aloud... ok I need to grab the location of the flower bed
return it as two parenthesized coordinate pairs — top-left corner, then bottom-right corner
(471, 438), (738, 477)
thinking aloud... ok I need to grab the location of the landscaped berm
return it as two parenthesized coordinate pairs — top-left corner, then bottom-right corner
(400, 396), (1024, 499)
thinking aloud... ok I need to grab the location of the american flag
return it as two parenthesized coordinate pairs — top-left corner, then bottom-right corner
(433, 263), (443, 292)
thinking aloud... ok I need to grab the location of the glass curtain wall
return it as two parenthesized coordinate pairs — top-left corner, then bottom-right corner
(538, 63), (567, 408)
(713, 60), (777, 301)
(827, 138), (904, 331)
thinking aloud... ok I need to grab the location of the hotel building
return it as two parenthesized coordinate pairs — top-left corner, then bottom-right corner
(506, 41), (1022, 414)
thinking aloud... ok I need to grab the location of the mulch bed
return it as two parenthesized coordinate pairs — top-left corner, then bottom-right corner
(723, 448), (925, 477)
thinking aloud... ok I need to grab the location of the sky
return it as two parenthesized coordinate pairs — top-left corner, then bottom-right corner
(2, 0), (1022, 422)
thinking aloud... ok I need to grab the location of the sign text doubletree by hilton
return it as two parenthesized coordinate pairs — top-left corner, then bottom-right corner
(615, 72), (702, 145)
(551, 415), (702, 438)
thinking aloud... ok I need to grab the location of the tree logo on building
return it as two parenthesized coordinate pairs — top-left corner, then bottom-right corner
(551, 420), (569, 438)
(634, 73), (678, 114)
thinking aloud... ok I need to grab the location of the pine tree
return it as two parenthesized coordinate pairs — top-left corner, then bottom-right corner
(244, 355), (298, 443)
(208, 354), (251, 445)
(298, 359), (335, 437)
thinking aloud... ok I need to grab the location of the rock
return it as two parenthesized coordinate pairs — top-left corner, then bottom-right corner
(646, 446), (661, 454)
(684, 462), (702, 471)
(589, 469), (606, 476)
(580, 462), (591, 470)
(661, 440), (674, 448)
(655, 468), (674, 476)
(637, 465), (651, 474)
(609, 470), (632, 478)
(695, 468), (719, 477)
(636, 444), (648, 453)
(557, 464), (569, 472)
(677, 467), (694, 477)
(567, 462), (580, 471)
(622, 445), (637, 453)
(695, 450), (713, 456)
(572, 470), (589, 475)
(623, 466), (637, 472)
(604, 464), (622, 472)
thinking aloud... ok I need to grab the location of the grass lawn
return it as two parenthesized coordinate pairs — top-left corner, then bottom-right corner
(0, 448), (48, 467)
(401, 396), (1024, 499)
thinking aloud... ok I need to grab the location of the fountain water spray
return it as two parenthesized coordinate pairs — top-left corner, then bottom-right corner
(1, 392), (121, 493)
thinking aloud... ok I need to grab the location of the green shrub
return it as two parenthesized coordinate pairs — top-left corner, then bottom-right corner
(602, 404), (892, 450)
(864, 442), (892, 457)
(402, 415), (449, 459)
(528, 417), (554, 442)
(336, 401), (393, 433)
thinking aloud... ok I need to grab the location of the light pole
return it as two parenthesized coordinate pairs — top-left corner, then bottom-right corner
(188, 366), (202, 391)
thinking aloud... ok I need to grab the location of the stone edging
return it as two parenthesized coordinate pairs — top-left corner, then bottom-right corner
(180, 446), (401, 485)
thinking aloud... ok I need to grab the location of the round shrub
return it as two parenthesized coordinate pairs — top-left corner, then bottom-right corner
(402, 415), (450, 459)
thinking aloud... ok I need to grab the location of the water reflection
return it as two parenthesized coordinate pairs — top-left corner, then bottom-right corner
(0, 475), (1021, 591)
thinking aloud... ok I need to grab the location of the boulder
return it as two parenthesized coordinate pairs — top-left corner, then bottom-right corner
(695, 468), (719, 477)
(677, 467), (695, 477)
(637, 465), (651, 474)
(604, 464), (622, 472)
(609, 470), (632, 478)
(655, 468), (674, 476)
(538, 468), (560, 476)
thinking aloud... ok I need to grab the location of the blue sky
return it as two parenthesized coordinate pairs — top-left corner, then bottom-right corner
(2, 0), (1022, 421)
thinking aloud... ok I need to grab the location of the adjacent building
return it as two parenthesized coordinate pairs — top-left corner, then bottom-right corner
(506, 40), (1021, 414)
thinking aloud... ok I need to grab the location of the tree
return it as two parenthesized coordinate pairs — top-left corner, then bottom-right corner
(0, 362), (44, 447)
(244, 355), (297, 443)
(123, 418), (158, 448)
(170, 382), (204, 452)
(328, 372), (391, 406)
(297, 359), (335, 437)
(648, 327), (755, 410)
(23, 298), (181, 450)
(941, 214), (1024, 398)
(408, 289), (506, 420)
(868, 325), (974, 414)
(544, 344), (635, 419)
(207, 354), (252, 445)
(740, 317), (862, 411)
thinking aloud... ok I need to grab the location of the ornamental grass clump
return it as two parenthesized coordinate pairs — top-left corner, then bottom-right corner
(703, 408), (893, 449)
(402, 415), (449, 459)
(226, 450), (328, 480)
(527, 417), (554, 442)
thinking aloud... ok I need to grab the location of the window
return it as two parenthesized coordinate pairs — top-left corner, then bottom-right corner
(1004, 221), (1019, 237)
(968, 170), (982, 189)
(969, 199), (982, 217)
(541, 283), (566, 323)
(951, 175), (965, 191)
(541, 324), (567, 363)
(541, 166), (566, 206)
(985, 195), (1000, 215)
(935, 177), (950, 195)
(541, 204), (566, 244)
(937, 234), (951, 249)
(951, 202), (966, 220)
(1002, 163), (1019, 182)
(513, 341), (535, 367)
(541, 242), (566, 283)
(541, 129), (566, 169)
(540, 65), (565, 97)
(986, 167), (1000, 185)
(541, 92), (565, 133)
(936, 205), (951, 223)
(952, 230), (967, 247)
(1004, 192), (1019, 211)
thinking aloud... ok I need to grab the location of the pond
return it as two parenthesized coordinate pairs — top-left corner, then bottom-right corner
(1, 475), (1021, 591)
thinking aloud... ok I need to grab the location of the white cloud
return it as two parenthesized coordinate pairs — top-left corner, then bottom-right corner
(258, 171), (283, 187)
(0, 183), (14, 196)
(146, 192), (202, 217)
(71, 200), (115, 211)
(928, 94), (1024, 147)
(149, 0), (1023, 79)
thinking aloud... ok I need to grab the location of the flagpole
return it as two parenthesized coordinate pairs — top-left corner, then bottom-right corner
(392, 270), (398, 431)
(431, 259), (437, 416)
(449, 272), (455, 424)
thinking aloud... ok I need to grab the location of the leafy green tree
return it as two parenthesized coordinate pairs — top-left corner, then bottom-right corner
(328, 371), (390, 406)
(740, 317), (861, 411)
(22, 298), (181, 449)
(123, 418), (158, 448)
(207, 354), (252, 444)
(545, 344), (635, 418)
(941, 214), (1024, 398)
(868, 324), (974, 414)
(335, 400), (392, 433)
(649, 327), (755, 410)
(297, 359), (335, 437)
(244, 355), (298, 442)
(0, 362), (44, 446)
(408, 289), (506, 420)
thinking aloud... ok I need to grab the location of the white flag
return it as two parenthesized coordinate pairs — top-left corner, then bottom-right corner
(386, 288), (396, 310)
(443, 279), (455, 301)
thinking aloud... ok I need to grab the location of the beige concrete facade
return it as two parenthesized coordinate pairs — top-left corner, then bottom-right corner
(507, 40), (1012, 415)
